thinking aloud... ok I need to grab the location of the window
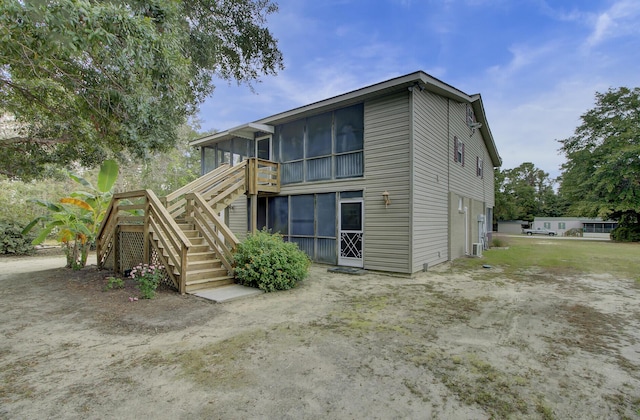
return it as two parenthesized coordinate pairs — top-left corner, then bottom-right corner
(335, 105), (364, 153)
(583, 222), (618, 233)
(268, 196), (289, 235)
(306, 112), (332, 158)
(203, 146), (216, 174)
(275, 104), (364, 184)
(544, 222), (551, 229)
(476, 157), (484, 178)
(453, 136), (465, 165)
(277, 120), (305, 162)
(558, 222), (566, 229)
(265, 193), (338, 264)
(203, 137), (255, 174)
(290, 195), (314, 236)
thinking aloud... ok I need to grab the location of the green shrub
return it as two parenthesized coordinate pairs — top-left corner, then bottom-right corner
(564, 228), (583, 237)
(610, 225), (640, 242)
(0, 221), (36, 255)
(233, 230), (311, 292)
(104, 276), (125, 291)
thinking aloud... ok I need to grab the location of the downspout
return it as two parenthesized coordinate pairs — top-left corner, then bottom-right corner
(464, 206), (469, 255)
(447, 99), (451, 260)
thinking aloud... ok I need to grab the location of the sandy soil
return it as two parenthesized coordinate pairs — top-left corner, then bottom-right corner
(1, 250), (639, 419)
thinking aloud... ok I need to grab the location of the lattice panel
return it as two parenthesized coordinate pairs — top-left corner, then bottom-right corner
(118, 231), (175, 290)
(150, 247), (175, 289)
(119, 231), (144, 274)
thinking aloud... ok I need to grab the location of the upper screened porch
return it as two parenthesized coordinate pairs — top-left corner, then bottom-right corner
(194, 103), (365, 185)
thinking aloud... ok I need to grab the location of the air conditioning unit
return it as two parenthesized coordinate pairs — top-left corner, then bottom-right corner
(472, 242), (483, 257)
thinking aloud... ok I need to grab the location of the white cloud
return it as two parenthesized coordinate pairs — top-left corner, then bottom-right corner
(585, 0), (640, 47)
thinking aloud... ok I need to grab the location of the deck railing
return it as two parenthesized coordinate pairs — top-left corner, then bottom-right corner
(185, 192), (240, 274)
(96, 190), (192, 293)
(96, 157), (280, 293)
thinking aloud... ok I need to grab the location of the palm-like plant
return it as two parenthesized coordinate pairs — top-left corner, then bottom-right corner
(23, 160), (119, 269)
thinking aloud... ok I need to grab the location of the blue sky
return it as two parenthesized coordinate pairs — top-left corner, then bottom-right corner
(198, 0), (640, 179)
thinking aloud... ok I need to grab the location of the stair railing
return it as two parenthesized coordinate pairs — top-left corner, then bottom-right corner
(165, 161), (248, 220)
(96, 190), (192, 293)
(185, 192), (240, 274)
(247, 158), (280, 195)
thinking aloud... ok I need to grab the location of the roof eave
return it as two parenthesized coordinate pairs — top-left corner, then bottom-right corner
(190, 122), (274, 147)
(469, 94), (502, 168)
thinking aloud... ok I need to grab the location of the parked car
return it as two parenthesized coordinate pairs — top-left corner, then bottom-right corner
(522, 228), (557, 236)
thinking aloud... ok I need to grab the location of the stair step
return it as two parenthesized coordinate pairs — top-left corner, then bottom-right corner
(188, 259), (223, 271)
(188, 237), (205, 245)
(185, 276), (235, 292)
(188, 251), (219, 262)
(186, 267), (229, 281)
(190, 245), (211, 253)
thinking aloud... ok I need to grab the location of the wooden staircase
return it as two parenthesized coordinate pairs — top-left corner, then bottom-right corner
(180, 223), (234, 292)
(96, 158), (280, 294)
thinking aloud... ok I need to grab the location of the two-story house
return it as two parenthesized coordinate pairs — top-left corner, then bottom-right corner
(191, 71), (501, 275)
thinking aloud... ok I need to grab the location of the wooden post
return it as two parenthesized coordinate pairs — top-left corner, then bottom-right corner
(250, 194), (258, 234)
(180, 246), (188, 294)
(143, 193), (150, 264)
(114, 225), (121, 275)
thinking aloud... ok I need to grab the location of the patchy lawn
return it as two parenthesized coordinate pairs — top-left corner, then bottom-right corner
(1, 238), (640, 419)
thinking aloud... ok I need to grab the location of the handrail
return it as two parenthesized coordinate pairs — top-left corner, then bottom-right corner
(186, 192), (240, 274)
(164, 164), (230, 203)
(95, 190), (192, 292)
(96, 157), (281, 294)
(166, 160), (249, 220)
(145, 190), (193, 249)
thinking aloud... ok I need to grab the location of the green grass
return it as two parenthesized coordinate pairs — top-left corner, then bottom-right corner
(454, 237), (640, 280)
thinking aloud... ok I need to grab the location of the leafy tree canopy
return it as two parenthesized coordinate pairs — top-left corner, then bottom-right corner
(494, 162), (565, 223)
(559, 87), (640, 227)
(0, 0), (283, 180)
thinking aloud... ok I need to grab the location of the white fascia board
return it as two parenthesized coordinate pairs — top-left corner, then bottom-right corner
(254, 71), (474, 126)
(190, 123), (274, 147)
(469, 94), (502, 168)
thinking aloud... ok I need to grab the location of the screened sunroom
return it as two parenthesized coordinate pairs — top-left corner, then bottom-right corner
(196, 102), (367, 267)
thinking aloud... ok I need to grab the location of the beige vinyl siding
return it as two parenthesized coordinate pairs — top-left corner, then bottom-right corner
(279, 179), (367, 196)
(363, 92), (411, 273)
(228, 195), (248, 241)
(448, 101), (494, 206)
(411, 90), (450, 272)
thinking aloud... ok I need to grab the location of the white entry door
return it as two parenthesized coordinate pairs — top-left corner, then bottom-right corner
(338, 199), (363, 267)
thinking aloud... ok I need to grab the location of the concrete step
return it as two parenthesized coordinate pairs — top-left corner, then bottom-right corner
(192, 284), (264, 302)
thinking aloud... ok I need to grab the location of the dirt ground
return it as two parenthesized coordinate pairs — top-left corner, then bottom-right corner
(1, 249), (639, 419)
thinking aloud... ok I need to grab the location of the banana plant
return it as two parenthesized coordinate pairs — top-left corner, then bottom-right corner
(23, 160), (119, 269)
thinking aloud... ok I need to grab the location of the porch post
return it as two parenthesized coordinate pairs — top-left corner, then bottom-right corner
(143, 193), (150, 264)
(250, 194), (258, 234)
